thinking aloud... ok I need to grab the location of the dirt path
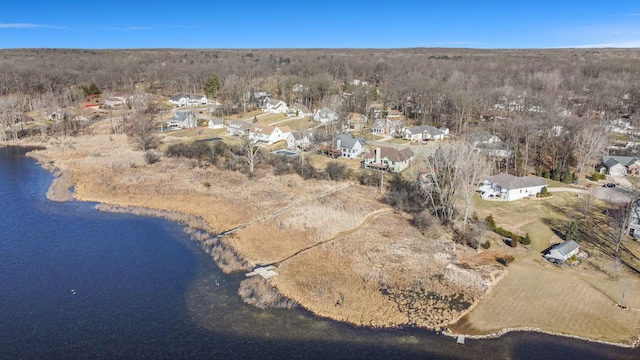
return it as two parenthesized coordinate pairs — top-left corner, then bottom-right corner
(221, 183), (352, 236)
(272, 208), (394, 266)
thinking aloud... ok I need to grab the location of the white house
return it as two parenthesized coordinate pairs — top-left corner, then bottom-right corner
(265, 99), (288, 114)
(342, 112), (367, 132)
(208, 118), (225, 129)
(249, 124), (290, 145)
(313, 107), (338, 124)
(480, 173), (548, 201)
(169, 94), (208, 107)
(227, 120), (252, 136)
(287, 103), (312, 118)
(336, 133), (365, 159)
(363, 146), (414, 173)
(545, 240), (580, 263)
(403, 125), (446, 141)
(166, 111), (197, 129)
(287, 130), (315, 150)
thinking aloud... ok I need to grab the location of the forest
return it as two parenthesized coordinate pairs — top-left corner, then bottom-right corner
(1, 47), (640, 180)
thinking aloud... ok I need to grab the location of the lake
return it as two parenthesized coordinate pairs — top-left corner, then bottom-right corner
(0, 145), (636, 359)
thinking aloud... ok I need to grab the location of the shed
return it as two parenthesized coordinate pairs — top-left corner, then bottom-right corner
(545, 240), (580, 263)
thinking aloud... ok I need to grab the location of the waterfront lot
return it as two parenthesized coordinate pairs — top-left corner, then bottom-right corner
(451, 192), (640, 344)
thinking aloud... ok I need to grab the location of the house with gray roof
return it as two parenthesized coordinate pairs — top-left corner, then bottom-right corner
(336, 133), (365, 159)
(287, 129), (316, 150)
(363, 146), (414, 173)
(287, 103), (312, 117)
(480, 173), (547, 201)
(264, 99), (288, 114)
(227, 120), (252, 137)
(208, 118), (225, 129)
(601, 156), (640, 176)
(403, 125), (447, 141)
(545, 240), (580, 263)
(167, 111), (197, 129)
(313, 107), (338, 124)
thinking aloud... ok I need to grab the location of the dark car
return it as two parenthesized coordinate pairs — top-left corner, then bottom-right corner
(603, 183), (616, 188)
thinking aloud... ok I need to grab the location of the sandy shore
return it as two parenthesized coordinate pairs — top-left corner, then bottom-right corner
(9, 132), (640, 347)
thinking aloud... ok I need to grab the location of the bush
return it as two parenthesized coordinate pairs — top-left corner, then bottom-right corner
(413, 211), (435, 232)
(482, 241), (491, 249)
(357, 170), (378, 187)
(496, 255), (515, 266)
(592, 171), (608, 182)
(537, 186), (550, 197)
(165, 142), (213, 161)
(521, 232), (531, 245)
(144, 150), (160, 164)
(325, 161), (348, 181)
(485, 214), (497, 230)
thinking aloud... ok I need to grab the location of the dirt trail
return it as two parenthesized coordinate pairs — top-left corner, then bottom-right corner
(221, 183), (351, 236)
(272, 208), (393, 266)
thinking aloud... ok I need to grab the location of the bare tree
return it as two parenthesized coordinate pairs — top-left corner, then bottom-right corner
(240, 138), (261, 174)
(607, 197), (638, 253)
(126, 99), (159, 151)
(573, 122), (607, 184)
(420, 141), (491, 230)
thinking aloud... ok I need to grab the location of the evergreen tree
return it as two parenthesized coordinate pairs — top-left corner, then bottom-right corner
(204, 74), (220, 98)
(566, 221), (580, 242)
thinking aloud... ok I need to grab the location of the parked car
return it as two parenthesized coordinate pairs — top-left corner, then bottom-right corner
(603, 183), (616, 188)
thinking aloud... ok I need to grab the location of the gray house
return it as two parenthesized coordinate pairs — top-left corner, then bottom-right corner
(227, 120), (252, 137)
(167, 111), (197, 129)
(336, 133), (365, 158)
(403, 125), (447, 141)
(601, 156), (640, 176)
(545, 240), (580, 263)
(314, 107), (339, 124)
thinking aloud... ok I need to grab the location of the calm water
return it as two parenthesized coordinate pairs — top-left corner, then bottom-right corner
(0, 145), (637, 360)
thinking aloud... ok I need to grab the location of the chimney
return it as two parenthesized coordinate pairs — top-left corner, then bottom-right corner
(375, 147), (381, 163)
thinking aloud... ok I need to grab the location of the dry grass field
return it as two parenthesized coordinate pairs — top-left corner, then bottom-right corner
(273, 212), (504, 328)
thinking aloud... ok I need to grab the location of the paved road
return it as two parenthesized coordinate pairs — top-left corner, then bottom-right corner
(549, 186), (633, 203)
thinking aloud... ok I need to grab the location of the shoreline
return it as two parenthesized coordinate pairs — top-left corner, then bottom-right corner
(444, 326), (640, 349)
(7, 140), (639, 349)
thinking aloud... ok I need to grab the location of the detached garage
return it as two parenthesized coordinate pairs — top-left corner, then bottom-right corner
(545, 240), (580, 263)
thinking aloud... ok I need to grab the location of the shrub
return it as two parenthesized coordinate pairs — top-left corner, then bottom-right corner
(325, 161), (348, 181)
(509, 236), (518, 247)
(485, 214), (497, 230)
(482, 241), (491, 249)
(144, 150), (160, 164)
(521, 232), (531, 245)
(496, 255), (515, 266)
(591, 171), (602, 181)
(203, 182), (211, 188)
(537, 186), (550, 197)
(413, 211), (435, 232)
(357, 170), (378, 186)
(543, 169), (551, 179)
(165, 142), (213, 161)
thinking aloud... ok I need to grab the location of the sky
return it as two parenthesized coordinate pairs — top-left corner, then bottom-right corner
(1, 1), (639, 49)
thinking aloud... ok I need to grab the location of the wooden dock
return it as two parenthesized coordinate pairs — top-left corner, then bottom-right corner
(245, 265), (278, 279)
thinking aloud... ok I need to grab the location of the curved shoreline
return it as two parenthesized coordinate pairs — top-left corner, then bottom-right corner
(444, 326), (640, 349)
(11, 142), (639, 349)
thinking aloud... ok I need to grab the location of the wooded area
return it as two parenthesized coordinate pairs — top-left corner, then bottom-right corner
(1, 48), (640, 179)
